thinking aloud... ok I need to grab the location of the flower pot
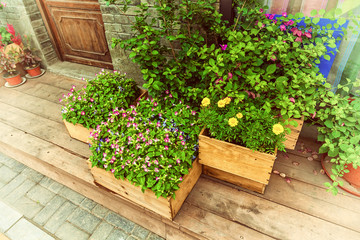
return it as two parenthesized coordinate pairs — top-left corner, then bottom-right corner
(283, 116), (304, 150)
(87, 158), (202, 220)
(199, 128), (277, 194)
(3, 72), (22, 86)
(343, 164), (360, 190)
(63, 89), (148, 143)
(25, 64), (42, 77)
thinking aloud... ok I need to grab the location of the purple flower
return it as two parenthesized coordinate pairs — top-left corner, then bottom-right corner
(219, 44), (227, 51)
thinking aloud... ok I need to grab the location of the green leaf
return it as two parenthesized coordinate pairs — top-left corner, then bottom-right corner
(324, 120), (333, 128)
(319, 145), (329, 154)
(266, 64), (277, 75)
(332, 131), (340, 138)
(324, 55), (331, 61)
(312, 18), (320, 24)
(152, 50), (159, 55)
(129, 52), (136, 58)
(337, 18), (346, 26)
(328, 148), (339, 157)
(310, 9), (317, 16)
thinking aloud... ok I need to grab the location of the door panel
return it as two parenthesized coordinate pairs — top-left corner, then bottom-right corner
(40, 0), (113, 69)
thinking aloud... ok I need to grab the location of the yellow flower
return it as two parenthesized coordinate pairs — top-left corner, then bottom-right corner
(224, 97), (231, 104)
(201, 97), (210, 107)
(236, 112), (243, 119)
(272, 123), (284, 135)
(217, 100), (226, 108)
(228, 117), (238, 127)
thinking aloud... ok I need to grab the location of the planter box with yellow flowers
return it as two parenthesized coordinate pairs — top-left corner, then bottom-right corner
(199, 96), (286, 194)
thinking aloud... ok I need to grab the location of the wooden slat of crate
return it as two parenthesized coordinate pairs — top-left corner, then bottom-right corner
(88, 158), (202, 220)
(199, 129), (276, 185)
(203, 165), (266, 194)
(284, 116), (304, 150)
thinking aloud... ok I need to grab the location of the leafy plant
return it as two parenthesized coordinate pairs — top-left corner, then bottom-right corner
(89, 97), (201, 198)
(22, 35), (41, 68)
(110, 0), (225, 105)
(199, 94), (286, 153)
(315, 79), (360, 195)
(199, 7), (348, 121)
(0, 47), (23, 76)
(61, 70), (140, 129)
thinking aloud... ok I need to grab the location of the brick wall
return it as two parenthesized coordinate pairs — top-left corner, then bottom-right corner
(0, 0), (58, 68)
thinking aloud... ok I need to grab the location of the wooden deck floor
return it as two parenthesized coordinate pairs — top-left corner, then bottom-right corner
(0, 72), (359, 240)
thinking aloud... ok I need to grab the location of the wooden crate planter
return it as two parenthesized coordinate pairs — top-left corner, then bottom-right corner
(199, 128), (277, 194)
(63, 89), (148, 143)
(88, 158), (202, 220)
(284, 116), (304, 150)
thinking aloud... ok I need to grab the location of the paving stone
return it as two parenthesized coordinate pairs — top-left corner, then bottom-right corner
(20, 167), (44, 183)
(6, 218), (54, 240)
(0, 165), (17, 184)
(105, 212), (136, 234)
(33, 195), (66, 226)
(58, 186), (85, 205)
(0, 201), (22, 232)
(55, 222), (90, 240)
(44, 201), (77, 233)
(68, 207), (101, 234)
(0, 154), (26, 172)
(26, 184), (56, 205)
(11, 196), (44, 219)
(106, 229), (129, 240)
(92, 203), (109, 219)
(0, 174), (26, 198)
(39, 177), (64, 193)
(4, 179), (36, 203)
(127, 236), (138, 240)
(131, 225), (150, 239)
(80, 198), (97, 211)
(90, 221), (114, 240)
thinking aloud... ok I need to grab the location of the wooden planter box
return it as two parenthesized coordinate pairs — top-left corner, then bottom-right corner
(63, 89), (148, 143)
(199, 128), (277, 194)
(88, 158), (202, 220)
(284, 116), (304, 150)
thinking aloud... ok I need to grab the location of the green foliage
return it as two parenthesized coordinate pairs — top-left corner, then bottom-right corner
(0, 26), (12, 46)
(199, 95), (286, 153)
(89, 98), (201, 198)
(315, 79), (360, 195)
(61, 70), (140, 129)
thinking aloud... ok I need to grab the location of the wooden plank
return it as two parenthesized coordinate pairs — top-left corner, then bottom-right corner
(29, 72), (87, 91)
(284, 116), (304, 150)
(0, 88), (62, 124)
(175, 202), (275, 240)
(0, 122), (94, 184)
(0, 141), (167, 239)
(12, 80), (68, 104)
(89, 159), (202, 220)
(203, 165), (266, 194)
(199, 131), (276, 184)
(187, 178), (360, 240)
(0, 102), (90, 158)
(264, 174), (360, 231)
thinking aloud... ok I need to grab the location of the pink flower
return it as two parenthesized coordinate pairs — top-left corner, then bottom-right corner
(81, 111), (85, 115)
(270, 55), (277, 61)
(282, 12), (287, 17)
(176, 159), (181, 164)
(304, 32), (312, 38)
(181, 141), (185, 146)
(59, 98), (62, 102)
(280, 25), (286, 31)
(228, 72), (233, 79)
(154, 168), (159, 172)
(341, 123), (345, 126)
(174, 111), (178, 115)
(289, 97), (295, 103)
(215, 77), (223, 85)
(219, 44), (227, 51)
(191, 111), (196, 115)
(311, 111), (317, 119)
(179, 177), (183, 181)
(259, 8), (263, 13)
(295, 37), (302, 42)
(165, 90), (169, 94)
(154, 102), (158, 107)
(288, 20), (294, 25)
(169, 94), (173, 98)
(155, 177), (160, 181)
(90, 98), (94, 102)
(6, 24), (15, 36)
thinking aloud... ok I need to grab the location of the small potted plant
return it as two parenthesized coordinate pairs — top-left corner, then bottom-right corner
(22, 49), (42, 77)
(61, 70), (146, 143)
(198, 94), (286, 193)
(0, 49), (24, 86)
(88, 97), (202, 220)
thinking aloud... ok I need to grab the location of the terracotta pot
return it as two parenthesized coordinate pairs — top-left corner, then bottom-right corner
(25, 64), (42, 77)
(3, 72), (22, 86)
(343, 164), (360, 189)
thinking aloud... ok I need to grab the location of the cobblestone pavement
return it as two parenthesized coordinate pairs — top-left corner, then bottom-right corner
(0, 152), (164, 240)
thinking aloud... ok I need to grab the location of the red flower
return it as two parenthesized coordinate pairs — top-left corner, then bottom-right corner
(11, 35), (22, 45)
(348, 97), (355, 104)
(6, 24), (16, 36)
(295, 37), (302, 42)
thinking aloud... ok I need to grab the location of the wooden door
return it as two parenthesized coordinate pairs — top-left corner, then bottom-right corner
(38, 0), (113, 69)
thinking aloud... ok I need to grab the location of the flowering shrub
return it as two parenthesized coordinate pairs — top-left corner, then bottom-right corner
(61, 70), (140, 129)
(199, 95), (286, 154)
(89, 97), (201, 198)
(199, 8), (346, 120)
